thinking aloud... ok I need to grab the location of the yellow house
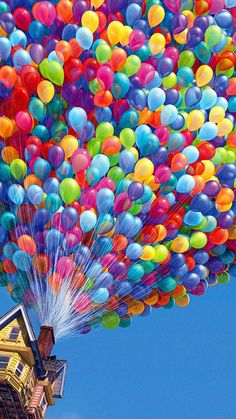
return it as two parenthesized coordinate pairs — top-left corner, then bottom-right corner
(0, 304), (67, 418)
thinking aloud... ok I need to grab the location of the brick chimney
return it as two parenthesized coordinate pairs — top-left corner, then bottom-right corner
(37, 326), (55, 359)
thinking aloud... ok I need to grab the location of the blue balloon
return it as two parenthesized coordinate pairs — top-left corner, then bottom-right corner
(200, 88), (217, 110)
(185, 86), (202, 107)
(119, 150), (136, 174)
(96, 214), (114, 234)
(80, 210), (97, 233)
(199, 122), (218, 140)
(12, 49), (31, 70)
(27, 185), (44, 206)
(61, 207), (79, 230)
(0, 37), (11, 60)
(148, 87), (166, 111)
(13, 251), (32, 272)
(184, 210), (203, 226)
(182, 146), (199, 164)
(44, 177), (60, 194)
(76, 27), (93, 50)
(7, 184), (25, 205)
(3, 242), (18, 259)
(93, 237), (112, 257)
(161, 104), (178, 125)
(46, 230), (63, 253)
(68, 107), (87, 133)
(92, 154), (110, 176)
(126, 243), (143, 260)
(177, 174), (195, 193)
(111, 73), (130, 99)
(126, 3), (142, 26)
(96, 188), (114, 213)
(91, 288), (109, 304)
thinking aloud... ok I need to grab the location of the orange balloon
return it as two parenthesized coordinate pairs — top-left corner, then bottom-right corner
(171, 284), (186, 298)
(18, 235), (36, 255)
(71, 269), (86, 289)
(101, 136), (121, 154)
(69, 38), (82, 58)
(57, 0), (73, 23)
(24, 174), (42, 189)
(94, 90), (113, 107)
(110, 48), (127, 71)
(144, 290), (159, 305)
(0, 117), (14, 138)
(33, 254), (50, 274)
(0, 66), (17, 88)
(48, 273), (63, 293)
(128, 300), (145, 315)
(191, 175), (205, 195)
(157, 293), (170, 306)
(1, 146), (19, 164)
(55, 40), (71, 62)
(175, 293), (190, 307)
(171, 153), (188, 172)
(216, 188), (234, 206)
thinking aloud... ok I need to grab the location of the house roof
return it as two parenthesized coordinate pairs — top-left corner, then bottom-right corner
(0, 303), (45, 378)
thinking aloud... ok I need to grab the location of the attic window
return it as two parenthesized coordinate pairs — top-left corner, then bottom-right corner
(0, 356), (10, 369)
(8, 327), (20, 340)
(15, 361), (24, 377)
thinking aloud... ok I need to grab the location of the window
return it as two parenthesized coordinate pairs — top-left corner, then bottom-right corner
(0, 356), (10, 369)
(40, 395), (47, 414)
(8, 327), (20, 340)
(15, 361), (24, 377)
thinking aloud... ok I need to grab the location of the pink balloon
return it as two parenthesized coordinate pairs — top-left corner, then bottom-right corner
(74, 294), (90, 313)
(210, 0), (225, 14)
(114, 192), (132, 214)
(35, 1), (56, 26)
(164, 0), (181, 13)
(97, 65), (114, 90)
(71, 148), (91, 173)
(56, 256), (75, 277)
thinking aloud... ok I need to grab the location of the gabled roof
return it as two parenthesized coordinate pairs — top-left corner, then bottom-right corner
(0, 303), (45, 378)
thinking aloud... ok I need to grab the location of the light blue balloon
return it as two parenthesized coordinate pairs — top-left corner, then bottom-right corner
(177, 174), (195, 193)
(92, 154), (110, 176)
(202, 215), (217, 232)
(8, 184), (25, 205)
(86, 261), (102, 277)
(145, 71), (162, 90)
(215, 96), (228, 110)
(96, 188), (114, 213)
(135, 124), (151, 146)
(91, 288), (109, 303)
(12, 49), (31, 70)
(211, 34), (227, 53)
(126, 243), (143, 260)
(48, 51), (63, 65)
(3, 242), (18, 259)
(46, 229), (63, 252)
(10, 30), (27, 47)
(119, 150), (136, 174)
(29, 97), (46, 122)
(182, 146), (199, 164)
(68, 107), (87, 133)
(27, 185), (44, 206)
(0, 37), (11, 60)
(56, 161), (73, 180)
(80, 210), (97, 233)
(184, 210), (203, 226)
(199, 122), (218, 140)
(76, 27), (93, 50)
(13, 250), (32, 272)
(199, 88), (217, 110)
(148, 87), (166, 111)
(161, 105), (178, 125)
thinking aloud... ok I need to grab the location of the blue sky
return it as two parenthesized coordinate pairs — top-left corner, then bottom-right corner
(1, 280), (236, 419)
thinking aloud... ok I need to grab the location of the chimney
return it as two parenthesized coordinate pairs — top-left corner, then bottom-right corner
(37, 326), (55, 359)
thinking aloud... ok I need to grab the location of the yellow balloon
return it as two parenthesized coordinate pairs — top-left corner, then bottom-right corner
(120, 26), (133, 46)
(81, 11), (99, 33)
(197, 160), (215, 181)
(153, 244), (169, 263)
(107, 21), (124, 45)
(186, 110), (205, 131)
(0, 116), (14, 138)
(171, 236), (189, 253)
(149, 33), (166, 55)
(175, 294), (190, 307)
(141, 245), (155, 261)
(148, 5), (165, 28)
(134, 158), (154, 181)
(217, 118), (233, 136)
(37, 80), (55, 104)
(60, 135), (78, 158)
(145, 175), (159, 191)
(196, 65), (213, 87)
(91, 0), (105, 8)
(182, 10), (195, 29)
(209, 106), (225, 123)
(174, 29), (188, 44)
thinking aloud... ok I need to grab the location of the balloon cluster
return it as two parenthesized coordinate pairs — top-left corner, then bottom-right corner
(0, 0), (235, 336)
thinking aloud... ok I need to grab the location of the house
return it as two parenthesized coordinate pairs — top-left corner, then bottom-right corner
(0, 304), (67, 418)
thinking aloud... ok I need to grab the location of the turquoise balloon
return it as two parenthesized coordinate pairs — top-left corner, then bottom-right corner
(76, 27), (93, 50)
(29, 97), (46, 122)
(80, 210), (97, 233)
(176, 174), (195, 193)
(148, 87), (166, 111)
(199, 88), (217, 110)
(199, 122), (218, 140)
(7, 184), (25, 205)
(161, 105), (178, 125)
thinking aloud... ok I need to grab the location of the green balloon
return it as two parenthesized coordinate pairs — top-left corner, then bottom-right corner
(139, 260), (155, 274)
(39, 58), (48, 78)
(205, 25), (222, 47)
(108, 153), (119, 166)
(89, 79), (101, 94)
(129, 202), (142, 215)
(178, 51), (195, 68)
(96, 122), (114, 140)
(96, 43), (111, 63)
(50, 121), (68, 142)
(87, 137), (101, 156)
(102, 311), (120, 329)
(122, 55), (141, 77)
(217, 272), (230, 285)
(82, 279), (95, 291)
(120, 128), (135, 148)
(10, 159), (27, 180)
(46, 60), (64, 86)
(108, 167), (124, 185)
(59, 178), (80, 204)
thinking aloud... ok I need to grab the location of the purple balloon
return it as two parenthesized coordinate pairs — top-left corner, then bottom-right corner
(171, 14), (188, 34)
(128, 182), (144, 201)
(187, 27), (204, 47)
(61, 207), (79, 230)
(73, 0), (88, 22)
(203, 180), (220, 196)
(48, 145), (65, 169)
(30, 44), (45, 64)
(0, 12), (15, 33)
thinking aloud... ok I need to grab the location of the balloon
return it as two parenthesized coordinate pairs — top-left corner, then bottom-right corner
(59, 178), (81, 204)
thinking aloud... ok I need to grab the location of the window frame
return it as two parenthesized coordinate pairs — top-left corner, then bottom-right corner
(0, 355), (10, 369)
(8, 327), (21, 341)
(15, 361), (24, 378)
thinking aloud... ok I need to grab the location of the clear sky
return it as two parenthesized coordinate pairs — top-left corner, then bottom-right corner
(1, 280), (236, 419)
